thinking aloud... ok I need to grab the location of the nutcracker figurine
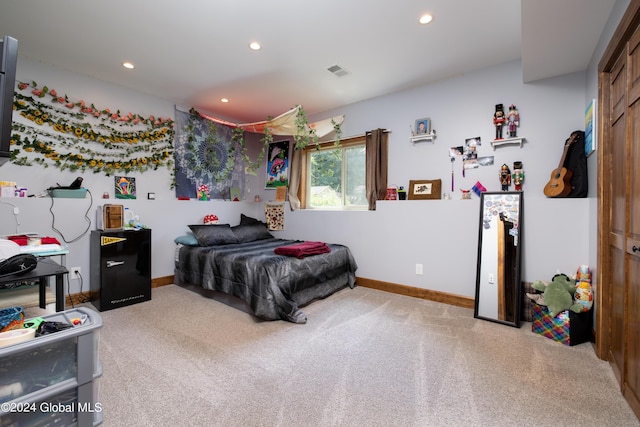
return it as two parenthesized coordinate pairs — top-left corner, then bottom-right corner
(507, 104), (520, 138)
(512, 161), (524, 191)
(493, 104), (505, 140)
(499, 164), (511, 191)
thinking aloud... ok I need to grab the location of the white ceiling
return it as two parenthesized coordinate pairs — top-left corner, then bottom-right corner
(0, 0), (617, 123)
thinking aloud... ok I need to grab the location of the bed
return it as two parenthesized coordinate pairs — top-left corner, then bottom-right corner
(173, 215), (358, 323)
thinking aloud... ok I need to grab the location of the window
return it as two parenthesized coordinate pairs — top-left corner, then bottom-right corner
(303, 136), (366, 209)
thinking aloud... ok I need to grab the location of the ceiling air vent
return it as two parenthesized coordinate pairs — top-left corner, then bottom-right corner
(327, 64), (349, 77)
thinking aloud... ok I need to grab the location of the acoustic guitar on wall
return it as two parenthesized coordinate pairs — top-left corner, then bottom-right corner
(543, 133), (577, 198)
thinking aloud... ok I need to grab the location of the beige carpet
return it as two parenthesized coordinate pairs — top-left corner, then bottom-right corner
(32, 284), (640, 427)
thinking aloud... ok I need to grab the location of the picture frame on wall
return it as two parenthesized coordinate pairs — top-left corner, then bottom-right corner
(115, 176), (136, 199)
(585, 99), (597, 157)
(415, 117), (431, 135)
(408, 179), (442, 200)
(266, 140), (290, 189)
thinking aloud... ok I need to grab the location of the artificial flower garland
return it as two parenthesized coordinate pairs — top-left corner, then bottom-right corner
(10, 81), (175, 176)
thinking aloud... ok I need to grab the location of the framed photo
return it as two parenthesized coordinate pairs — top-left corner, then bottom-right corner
(415, 117), (431, 135)
(585, 99), (597, 157)
(408, 179), (442, 200)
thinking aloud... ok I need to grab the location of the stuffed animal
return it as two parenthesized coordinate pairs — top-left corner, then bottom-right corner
(574, 265), (593, 312)
(527, 273), (583, 317)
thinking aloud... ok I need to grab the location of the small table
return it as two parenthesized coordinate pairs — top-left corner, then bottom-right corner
(20, 246), (69, 268)
(0, 259), (68, 312)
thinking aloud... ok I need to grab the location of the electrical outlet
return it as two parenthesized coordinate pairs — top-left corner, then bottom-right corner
(488, 273), (495, 284)
(416, 263), (423, 275)
(71, 267), (81, 280)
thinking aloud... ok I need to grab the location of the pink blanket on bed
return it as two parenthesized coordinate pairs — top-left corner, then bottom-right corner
(274, 241), (331, 258)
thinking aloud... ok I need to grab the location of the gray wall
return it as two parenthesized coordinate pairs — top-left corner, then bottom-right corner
(1, 2), (628, 298)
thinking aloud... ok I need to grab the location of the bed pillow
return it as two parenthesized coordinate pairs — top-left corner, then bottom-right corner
(174, 234), (199, 246)
(232, 222), (274, 243)
(240, 214), (262, 225)
(188, 224), (239, 246)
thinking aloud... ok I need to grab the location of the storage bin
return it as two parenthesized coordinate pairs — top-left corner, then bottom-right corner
(531, 303), (592, 346)
(0, 307), (103, 425)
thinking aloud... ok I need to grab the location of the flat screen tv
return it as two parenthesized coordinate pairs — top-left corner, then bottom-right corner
(0, 36), (18, 166)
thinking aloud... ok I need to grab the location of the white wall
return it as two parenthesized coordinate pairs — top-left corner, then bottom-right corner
(293, 59), (591, 297)
(1, 15), (625, 299)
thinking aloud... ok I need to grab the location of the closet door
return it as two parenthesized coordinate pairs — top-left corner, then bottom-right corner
(626, 25), (640, 413)
(600, 3), (640, 418)
(606, 52), (627, 385)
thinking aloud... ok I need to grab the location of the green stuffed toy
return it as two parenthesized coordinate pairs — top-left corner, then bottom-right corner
(527, 273), (583, 317)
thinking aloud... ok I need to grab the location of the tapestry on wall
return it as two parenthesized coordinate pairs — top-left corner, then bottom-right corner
(173, 108), (244, 199)
(266, 140), (289, 188)
(11, 81), (174, 176)
(264, 202), (285, 231)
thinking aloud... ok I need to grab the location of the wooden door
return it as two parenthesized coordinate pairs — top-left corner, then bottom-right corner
(599, 2), (640, 418)
(626, 24), (640, 414)
(608, 52), (627, 386)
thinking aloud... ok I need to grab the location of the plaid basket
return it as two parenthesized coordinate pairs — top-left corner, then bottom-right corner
(0, 306), (25, 332)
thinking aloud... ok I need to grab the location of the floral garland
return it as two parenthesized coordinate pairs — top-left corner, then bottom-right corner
(10, 81), (175, 176)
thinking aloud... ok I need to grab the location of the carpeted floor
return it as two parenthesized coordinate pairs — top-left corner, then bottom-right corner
(29, 284), (640, 426)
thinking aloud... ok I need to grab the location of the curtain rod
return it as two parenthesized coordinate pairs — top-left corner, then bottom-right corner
(320, 129), (391, 143)
(362, 129), (392, 136)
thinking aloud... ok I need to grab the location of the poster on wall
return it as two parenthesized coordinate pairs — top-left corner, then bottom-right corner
(115, 176), (136, 199)
(585, 99), (597, 157)
(266, 140), (290, 189)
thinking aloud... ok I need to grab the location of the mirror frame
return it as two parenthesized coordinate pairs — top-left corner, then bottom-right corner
(474, 191), (523, 327)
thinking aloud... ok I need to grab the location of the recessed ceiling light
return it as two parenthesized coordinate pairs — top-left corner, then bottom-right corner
(122, 61), (135, 69)
(221, 98), (229, 103)
(249, 42), (261, 51)
(419, 14), (433, 25)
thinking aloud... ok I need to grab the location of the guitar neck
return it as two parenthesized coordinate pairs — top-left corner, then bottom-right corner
(554, 134), (577, 175)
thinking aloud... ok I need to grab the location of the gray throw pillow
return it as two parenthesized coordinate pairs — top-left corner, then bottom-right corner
(232, 222), (273, 243)
(188, 224), (239, 246)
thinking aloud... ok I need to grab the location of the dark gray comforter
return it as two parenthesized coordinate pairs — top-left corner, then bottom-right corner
(174, 238), (358, 323)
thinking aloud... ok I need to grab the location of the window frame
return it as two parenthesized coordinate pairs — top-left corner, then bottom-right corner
(299, 135), (366, 210)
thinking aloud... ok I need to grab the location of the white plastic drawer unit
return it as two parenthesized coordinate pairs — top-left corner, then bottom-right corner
(0, 307), (103, 426)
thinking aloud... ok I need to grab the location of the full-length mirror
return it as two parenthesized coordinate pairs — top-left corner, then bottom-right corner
(474, 191), (523, 327)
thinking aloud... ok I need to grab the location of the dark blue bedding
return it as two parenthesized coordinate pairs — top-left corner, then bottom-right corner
(174, 238), (357, 323)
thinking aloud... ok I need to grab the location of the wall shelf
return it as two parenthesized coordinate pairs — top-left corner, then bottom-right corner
(490, 136), (525, 150)
(410, 133), (437, 144)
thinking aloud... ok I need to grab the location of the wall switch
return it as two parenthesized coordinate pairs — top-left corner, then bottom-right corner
(488, 273), (495, 284)
(416, 264), (424, 275)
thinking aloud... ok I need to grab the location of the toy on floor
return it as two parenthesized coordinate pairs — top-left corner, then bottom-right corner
(574, 265), (593, 312)
(526, 273), (584, 317)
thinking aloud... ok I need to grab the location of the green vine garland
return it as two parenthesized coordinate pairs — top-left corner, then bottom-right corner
(184, 104), (341, 185)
